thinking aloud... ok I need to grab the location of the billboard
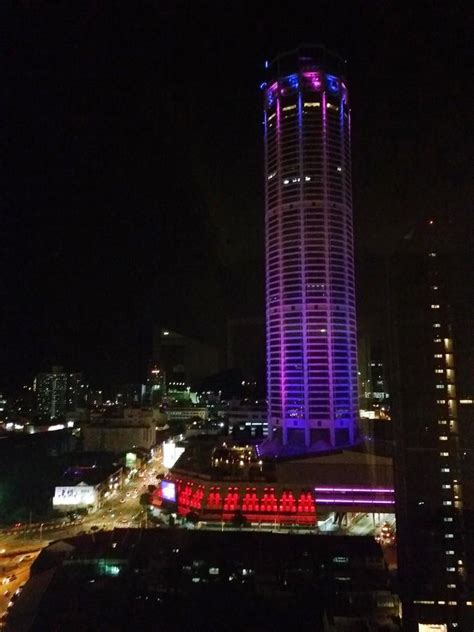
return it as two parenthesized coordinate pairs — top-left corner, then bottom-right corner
(418, 625), (447, 632)
(53, 485), (97, 508)
(161, 480), (177, 503)
(162, 441), (185, 469)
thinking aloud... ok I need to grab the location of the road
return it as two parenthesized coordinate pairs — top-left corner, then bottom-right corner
(0, 452), (164, 625)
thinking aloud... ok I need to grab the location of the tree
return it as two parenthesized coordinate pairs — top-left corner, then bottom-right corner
(139, 492), (151, 507)
(231, 510), (247, 529)
(186, 511), (199, 525)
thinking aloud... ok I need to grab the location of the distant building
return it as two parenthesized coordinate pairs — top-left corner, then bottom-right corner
(0, 394), (6, 424)
(226, 317), (265, 379)
(225, 402), (268, 439)
(165, 406), (208, 423)
(153, 328), (219, 387)
(109, 383), (143, 407)
(35, 366), (83, 419)
(82, 408), (156, 454)
(142, 365), (166, 406)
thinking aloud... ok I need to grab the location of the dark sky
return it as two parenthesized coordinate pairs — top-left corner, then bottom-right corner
(1, 1), (472, 390)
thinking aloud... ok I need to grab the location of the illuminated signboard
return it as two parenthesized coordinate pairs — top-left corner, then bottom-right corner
(125, 452), (137, 468)
(52, 485), (97, 507)
(161, 480), (176, 503)
(418, 625), (447, 632)
(162, 441), (185, 469)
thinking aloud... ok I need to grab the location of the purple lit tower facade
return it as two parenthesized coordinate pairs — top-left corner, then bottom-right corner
(264, 46), (358, 453)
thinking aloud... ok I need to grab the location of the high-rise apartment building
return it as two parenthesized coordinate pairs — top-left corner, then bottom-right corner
(263, 46), (358, 453)
(35, 366), (82, 420)
(390, 219), (474, 631)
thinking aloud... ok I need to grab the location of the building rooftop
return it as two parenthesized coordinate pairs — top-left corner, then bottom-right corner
(4, 529), (399, 632)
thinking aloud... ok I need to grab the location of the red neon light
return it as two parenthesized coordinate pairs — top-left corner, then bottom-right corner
(174, 480), (317, 525)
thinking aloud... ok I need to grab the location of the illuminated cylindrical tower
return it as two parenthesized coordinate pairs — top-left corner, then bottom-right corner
(264, 46), (358, 452)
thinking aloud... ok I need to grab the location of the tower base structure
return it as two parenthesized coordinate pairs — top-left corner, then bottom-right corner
(260, 423), (359, 458)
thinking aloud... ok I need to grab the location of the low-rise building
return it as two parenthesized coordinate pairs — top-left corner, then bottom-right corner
(83, 408), (156, 454)
(52, 464), (123, 513)
(226, 402), (268, 439)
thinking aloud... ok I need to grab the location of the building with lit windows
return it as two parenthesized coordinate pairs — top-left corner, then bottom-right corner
(263, 46), (358, 454)
(390, 218), (474, 631)
(35, 366), (83, 420)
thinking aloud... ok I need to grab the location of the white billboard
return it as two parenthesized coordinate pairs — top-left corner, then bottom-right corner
(53, 485), (97, 508)
(162, 441), (185, 469)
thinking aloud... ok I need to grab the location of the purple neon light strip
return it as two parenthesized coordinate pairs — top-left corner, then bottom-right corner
(314, 487), (394, 493)
(315, 498), (395, 505)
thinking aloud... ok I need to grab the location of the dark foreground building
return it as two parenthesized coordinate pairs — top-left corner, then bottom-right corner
(390, 218), (474, 631)
(5, 529), (400, 631)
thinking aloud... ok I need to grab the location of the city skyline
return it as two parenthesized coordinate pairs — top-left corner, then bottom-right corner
(1, 6), (473, 631)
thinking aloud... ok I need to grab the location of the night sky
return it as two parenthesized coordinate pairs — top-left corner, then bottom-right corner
(2, 2), (472, 390)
